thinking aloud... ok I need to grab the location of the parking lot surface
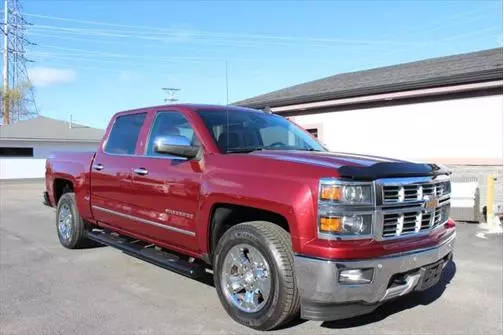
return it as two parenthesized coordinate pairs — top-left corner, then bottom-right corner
(0, 181), (502, 334)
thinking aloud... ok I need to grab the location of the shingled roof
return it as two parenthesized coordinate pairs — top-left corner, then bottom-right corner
(0, 116), (104, 142)
(235, 48), (503, 109)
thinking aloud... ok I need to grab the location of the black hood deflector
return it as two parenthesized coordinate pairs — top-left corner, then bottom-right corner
(338, 162), (451, 181)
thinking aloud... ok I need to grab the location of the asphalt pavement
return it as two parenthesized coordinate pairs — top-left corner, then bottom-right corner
(0, 180), (502, 334)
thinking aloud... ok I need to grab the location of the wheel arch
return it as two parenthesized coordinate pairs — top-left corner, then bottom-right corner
(207, 203), (290, 263)
(53, 178), (74, 204)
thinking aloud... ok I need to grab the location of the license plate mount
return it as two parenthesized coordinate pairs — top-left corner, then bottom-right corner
(417, 258), (445, 291)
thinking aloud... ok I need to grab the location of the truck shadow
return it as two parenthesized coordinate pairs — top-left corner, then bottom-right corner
(320, 260), (457, 329)
(194, 268), (215, 287)
(80, 239), (107, 249)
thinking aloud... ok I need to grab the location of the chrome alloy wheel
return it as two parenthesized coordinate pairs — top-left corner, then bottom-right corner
(221, 244), (272, 313)
(58, 203), (73, 240)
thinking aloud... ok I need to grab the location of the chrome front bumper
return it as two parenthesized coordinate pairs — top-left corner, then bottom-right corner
(294, 233), (455, 321)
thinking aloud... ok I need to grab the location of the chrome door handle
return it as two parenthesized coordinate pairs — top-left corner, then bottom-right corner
(133, 168), (148, 176)
(93, 164), (104, 171)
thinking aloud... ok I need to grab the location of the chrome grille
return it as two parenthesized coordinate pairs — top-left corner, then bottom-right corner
(382, 180), (450, 203)
(382, 204), (450, 238)
(378, 176), (451, 239)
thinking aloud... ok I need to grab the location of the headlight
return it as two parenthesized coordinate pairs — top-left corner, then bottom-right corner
(318, 178), (375, 239)
(441, 180), (451, 195)
(320, 180), (373, 205)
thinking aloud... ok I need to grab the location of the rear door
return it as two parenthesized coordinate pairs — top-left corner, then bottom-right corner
(128, 110), (203, 251)
(90, 112), (148, 231)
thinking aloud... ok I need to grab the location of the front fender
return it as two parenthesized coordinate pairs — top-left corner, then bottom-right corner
(196, 170), (318, 255)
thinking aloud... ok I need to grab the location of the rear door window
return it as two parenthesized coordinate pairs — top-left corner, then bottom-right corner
(104, 113), (146, 155)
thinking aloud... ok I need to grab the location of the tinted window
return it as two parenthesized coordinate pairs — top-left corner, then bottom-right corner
(197, 109), (325, 153)
(105, 113), (146, 155)
(146, 111), (200, 156)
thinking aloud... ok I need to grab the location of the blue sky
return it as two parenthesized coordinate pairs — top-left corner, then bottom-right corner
(8, 0), (504, 128)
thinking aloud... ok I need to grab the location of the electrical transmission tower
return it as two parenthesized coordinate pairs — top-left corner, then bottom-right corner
(1, 0), (37, 125)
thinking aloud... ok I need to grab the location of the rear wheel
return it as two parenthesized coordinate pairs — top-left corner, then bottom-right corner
(56, 192), (89, 249)
(214, 221), (300, 330)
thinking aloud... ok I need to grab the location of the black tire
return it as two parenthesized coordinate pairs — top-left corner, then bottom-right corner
(213, 221), (300, 330)
(55, 192), (89, 249)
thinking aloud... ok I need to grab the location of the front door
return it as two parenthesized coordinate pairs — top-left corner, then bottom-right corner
(129, 110), (203, 251)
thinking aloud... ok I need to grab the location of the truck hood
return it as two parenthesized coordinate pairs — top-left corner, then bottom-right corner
(249, 150), (450, 180)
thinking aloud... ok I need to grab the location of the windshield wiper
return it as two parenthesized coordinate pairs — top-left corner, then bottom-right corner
(272, 147), (323, 152)
(226, 146), (264, 153)
(226, 146), (323, 153)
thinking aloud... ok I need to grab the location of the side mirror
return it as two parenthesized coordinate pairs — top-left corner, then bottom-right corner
(153, 135), (199, 159)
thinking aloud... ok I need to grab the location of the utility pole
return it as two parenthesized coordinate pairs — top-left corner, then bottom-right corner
(162, 88), (180, 103)
(3, 0), (9, 125)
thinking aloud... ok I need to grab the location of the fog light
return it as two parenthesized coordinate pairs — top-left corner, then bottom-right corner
(339, 268), (374, 284)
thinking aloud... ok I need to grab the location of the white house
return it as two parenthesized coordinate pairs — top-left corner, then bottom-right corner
(0, 116), (104, 179)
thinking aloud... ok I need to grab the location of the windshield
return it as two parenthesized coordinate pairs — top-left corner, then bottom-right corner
(197, 109), (326, 153)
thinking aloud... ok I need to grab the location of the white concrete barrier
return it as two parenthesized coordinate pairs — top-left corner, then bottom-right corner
(450, 181), (480, 222)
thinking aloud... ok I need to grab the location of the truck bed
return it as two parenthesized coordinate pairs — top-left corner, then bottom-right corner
(45, 151), (96, 211)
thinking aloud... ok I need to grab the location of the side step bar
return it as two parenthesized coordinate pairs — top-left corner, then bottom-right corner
(87, 230), (205, 279)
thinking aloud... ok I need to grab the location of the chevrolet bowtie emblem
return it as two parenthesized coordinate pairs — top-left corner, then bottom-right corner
(423, 195), (439, 211)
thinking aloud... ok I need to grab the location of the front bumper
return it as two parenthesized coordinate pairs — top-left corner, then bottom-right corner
(294, 232), (455, 321)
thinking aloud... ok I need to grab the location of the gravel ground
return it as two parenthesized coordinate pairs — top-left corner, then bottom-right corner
(0, 180), (502, 335)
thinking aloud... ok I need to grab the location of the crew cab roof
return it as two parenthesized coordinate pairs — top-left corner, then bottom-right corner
(115, 103), (261, 116)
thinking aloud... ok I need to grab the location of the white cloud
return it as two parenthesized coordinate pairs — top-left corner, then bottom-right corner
(28, 67), (76, 87)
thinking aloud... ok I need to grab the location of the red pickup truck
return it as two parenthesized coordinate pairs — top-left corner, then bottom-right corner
(44, 104), (455, 330)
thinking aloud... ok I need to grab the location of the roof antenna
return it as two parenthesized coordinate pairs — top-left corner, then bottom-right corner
(225, 60), (229, 153)
(225, 61), (229, 106)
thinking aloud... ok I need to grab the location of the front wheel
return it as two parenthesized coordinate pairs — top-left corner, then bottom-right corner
(213, 221), (300, 330)
(56, 192), (89, 249)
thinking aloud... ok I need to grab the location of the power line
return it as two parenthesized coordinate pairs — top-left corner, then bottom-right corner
(24, 13), (421, 47)
(24, 12), (176, 31)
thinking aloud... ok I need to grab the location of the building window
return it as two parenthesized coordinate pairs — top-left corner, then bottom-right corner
(306, 128), (318, 138)
(0, 147), (34, 157)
